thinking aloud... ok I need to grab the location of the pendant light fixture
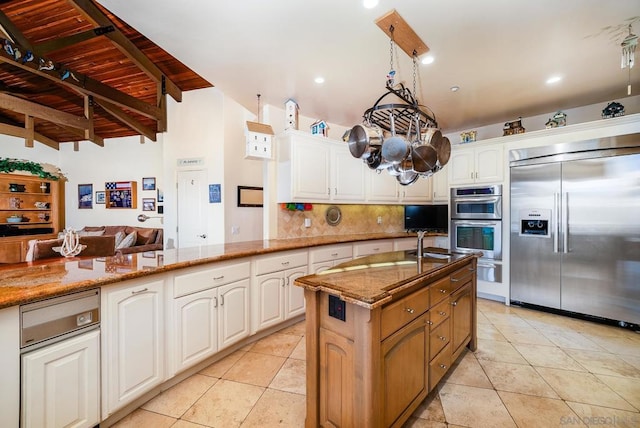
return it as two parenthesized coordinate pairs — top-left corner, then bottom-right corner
(347, 9), (449, 185)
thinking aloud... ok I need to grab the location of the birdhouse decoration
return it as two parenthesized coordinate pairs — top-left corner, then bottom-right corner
(310, 120), (329, 137)
(245, 121), (275, 160)
(285, 99), (299, 130)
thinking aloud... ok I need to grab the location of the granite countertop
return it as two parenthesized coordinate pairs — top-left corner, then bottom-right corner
(294, 248), (475, 309)
(0, 232), (438, 309)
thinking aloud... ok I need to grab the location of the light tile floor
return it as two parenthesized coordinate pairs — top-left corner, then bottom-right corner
(113, 299), (640, 428)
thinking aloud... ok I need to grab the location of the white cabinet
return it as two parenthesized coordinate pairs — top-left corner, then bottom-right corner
(102, 277), (166, 418)
(432, 164), (449, 202)
(277, 131), (365, 202)
(393, 237), (436, 251)
(21, 330), (100, 428)
(252, 250), (308, 333)
(0, 306), (19, 428)
(171, 260), (251, 375)
(449, 144), (504, 185)
(353, 239), (394, 258)
(309, 243), (353, 273)
(366, 170), (433, 203)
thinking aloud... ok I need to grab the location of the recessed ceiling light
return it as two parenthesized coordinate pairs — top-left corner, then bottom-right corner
(421, 55), (435, 65)
(363, 0), (379, 9)
(450, 85), (460, 92)
(314, 76), (325, 84)
(546, 75), (562, 84)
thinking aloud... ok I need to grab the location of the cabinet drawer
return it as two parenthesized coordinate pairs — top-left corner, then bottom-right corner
(254, 251), (308, 275)
(429, 317), (450, 358)
(429, 298), (451, 330)
(173, 260), (250, 297)
(429, 276), (452, 305)
(429, 343), (452, 390)
(381, 286), (430, 340)
(353, 240), (393, 257)
(451, 263), (474, 290)
(309, 244), (353, 264)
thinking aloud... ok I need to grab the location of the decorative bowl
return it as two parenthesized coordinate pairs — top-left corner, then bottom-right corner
(7, 216), (23, 223)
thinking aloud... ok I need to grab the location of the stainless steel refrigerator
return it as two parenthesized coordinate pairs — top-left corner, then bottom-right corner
(510, 134), (640, 326)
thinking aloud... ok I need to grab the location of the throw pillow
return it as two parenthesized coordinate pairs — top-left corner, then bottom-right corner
(116, 231), (137, 249)
(135, 228), (157, 246)
(78, 230), (105, 237)
(113, 231), (126, 248)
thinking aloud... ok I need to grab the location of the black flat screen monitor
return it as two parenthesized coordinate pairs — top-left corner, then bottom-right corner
(404, 204), (448, 233)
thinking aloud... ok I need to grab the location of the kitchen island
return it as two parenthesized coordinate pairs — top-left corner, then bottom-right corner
(295, 249), (478, 428)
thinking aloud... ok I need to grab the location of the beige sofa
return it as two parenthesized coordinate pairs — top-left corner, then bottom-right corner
(26, 226), (163, 261)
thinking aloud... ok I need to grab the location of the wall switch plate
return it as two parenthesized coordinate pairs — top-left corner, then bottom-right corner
(377, 216), (382, 224)
(304, 218), (311, 228)
(328, 295), (346, 321)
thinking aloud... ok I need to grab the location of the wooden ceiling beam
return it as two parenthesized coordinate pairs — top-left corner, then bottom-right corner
(0, 10), (33, 50)
(95, 98), (156, 142)
(32, 26), (115, 56)
(0, 123), (59, 150)
(0, 39), (162, 120)
(57, 123), (104, 146)
(0, 92), (91, 130)
(69, 0), (183, 102)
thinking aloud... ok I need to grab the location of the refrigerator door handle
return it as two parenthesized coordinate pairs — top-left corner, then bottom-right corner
(554, 192), (560, 253)
(563, 192), (569, 253)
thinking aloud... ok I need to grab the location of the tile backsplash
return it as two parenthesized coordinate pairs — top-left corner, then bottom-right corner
(277, 204), (405, 239)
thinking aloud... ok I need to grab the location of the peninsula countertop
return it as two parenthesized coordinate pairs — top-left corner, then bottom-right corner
(294, 249), (477, 309)
(0, 232), (441, 309)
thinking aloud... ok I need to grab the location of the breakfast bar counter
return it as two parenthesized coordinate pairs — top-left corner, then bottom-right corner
(295, 250), (478, 428)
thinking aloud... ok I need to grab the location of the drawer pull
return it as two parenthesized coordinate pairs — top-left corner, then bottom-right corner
(281, 261), (290, 266)
(373, 248), (380, 251)
(451, 278), (460, 282)
(439, 364), (448, 369)
(426, 320), (433, 325)
(451, 301), (458, 307)
(331, 252), (338, 256)
(405, 307), (415, 314)
(439, 289), (447, 294)
(438, 311), (446, 316)
(438, 335), (447, 341)
(468, 267), (476, 272)
(213, 275), (224, 281)
(131, 288), (148, 295)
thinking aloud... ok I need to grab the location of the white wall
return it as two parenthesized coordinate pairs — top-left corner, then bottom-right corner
(58, 136), (164, 230)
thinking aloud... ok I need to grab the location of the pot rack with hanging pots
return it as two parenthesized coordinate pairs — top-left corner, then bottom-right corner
(347, 9), (450, 186)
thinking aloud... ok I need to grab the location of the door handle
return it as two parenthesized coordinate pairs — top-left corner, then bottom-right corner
(198, 234), (207, 239)
(563, 192), (569, 253)
(553, 192), (559, 253)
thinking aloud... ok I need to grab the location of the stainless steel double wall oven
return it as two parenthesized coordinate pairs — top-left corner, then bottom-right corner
(450, 185), (502, 283)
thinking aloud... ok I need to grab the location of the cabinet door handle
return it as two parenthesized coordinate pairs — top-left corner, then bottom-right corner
(451, 278), (460, 282)
(334, 187), (337, 195)
(439, 364), (448, 369)
(213, 275), (224, 281)
(220, 295), (224, 306)
(451, 301), (458, 306)
(131, 288), (148, 295)
(328, 187), (330, 195)
(405, 307), (415, 314)
(214, 296), (218, 308)
(438, 311), (446, 316)
(282, 278), (286, 287)
(438, 336), (447, 341)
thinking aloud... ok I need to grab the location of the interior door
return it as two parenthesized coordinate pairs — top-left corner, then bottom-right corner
(560, 154), (640, 324)
(177, 170), (208, 248)
(510, 162), (561, 308)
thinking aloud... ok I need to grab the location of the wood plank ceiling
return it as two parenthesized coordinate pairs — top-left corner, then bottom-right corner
(0, 0), (212, 149)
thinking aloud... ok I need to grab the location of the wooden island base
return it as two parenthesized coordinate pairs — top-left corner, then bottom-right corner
(298, 253), (477, 427)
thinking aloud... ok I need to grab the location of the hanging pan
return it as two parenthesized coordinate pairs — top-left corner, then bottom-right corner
(347, 123), (383, 159)
(437, 136), (451, 167)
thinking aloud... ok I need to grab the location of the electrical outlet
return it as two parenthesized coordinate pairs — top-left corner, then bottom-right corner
(377, 216), (382, 224)
(304, 218), (311, 228)
(231, 225), (240, 235)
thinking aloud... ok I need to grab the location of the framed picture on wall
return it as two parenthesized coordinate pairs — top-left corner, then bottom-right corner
(78, 184), (93, 209)
(142, 198), (156, 211)
(95, 191), (106, 204)
(237, 186), (263, 207)
(142, 177), (156, 191)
